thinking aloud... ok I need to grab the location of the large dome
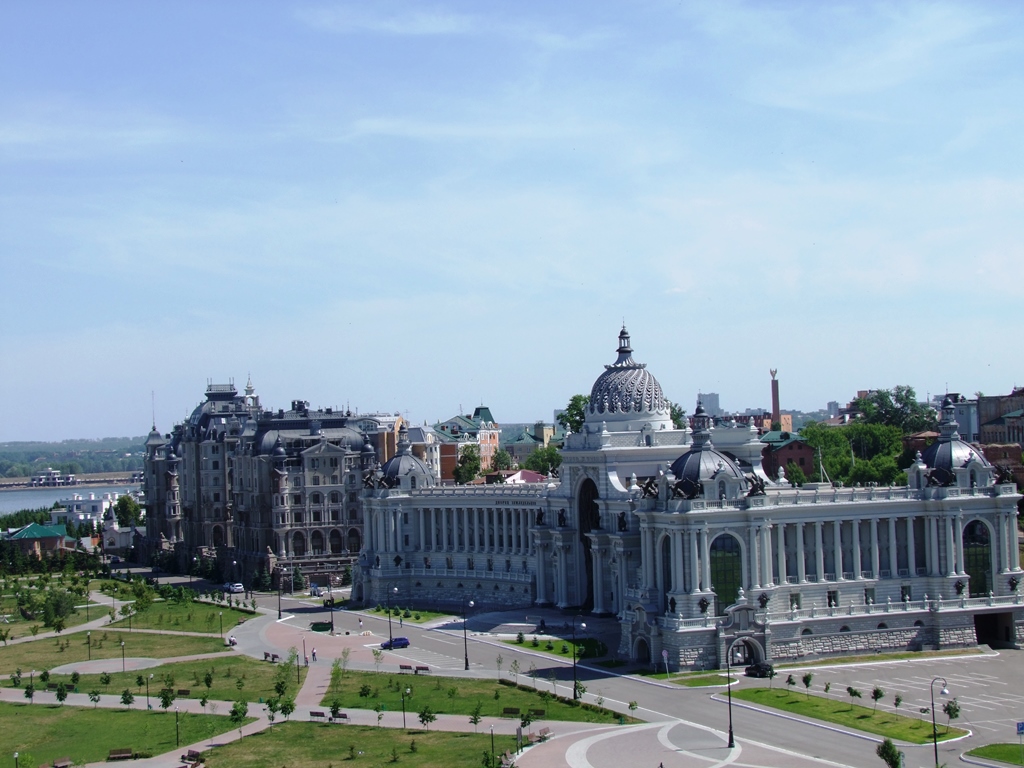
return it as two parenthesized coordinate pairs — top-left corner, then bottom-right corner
(922, 396), (989, 479)
(587, 327), (669, 427)
(669, 403), (745, 496)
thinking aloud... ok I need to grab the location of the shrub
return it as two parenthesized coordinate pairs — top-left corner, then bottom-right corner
(516, 632), (525, 644)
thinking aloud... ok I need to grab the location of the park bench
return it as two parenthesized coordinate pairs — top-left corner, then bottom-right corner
(263, 652), (280, 663)
(108, 748), (133, 761)
(177, 689), (191, 696)
(502, 707), (521, 716)
(538, 727), (552, 741)
(309, 710), (326, 722)
(500, 750), (516, 767)
(399, 664), (413, 673)
(52, 757), (72, 768)
(180, 749), (203, 764)
(328, 712), (349, 723)
(47, 683), (59, 690)
(528, 708), (545, 717)
(527, 733), (540, 745)
(414, 665), (430, 674)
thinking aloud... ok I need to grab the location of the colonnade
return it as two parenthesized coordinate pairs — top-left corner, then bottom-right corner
(367, 505), (534, 559)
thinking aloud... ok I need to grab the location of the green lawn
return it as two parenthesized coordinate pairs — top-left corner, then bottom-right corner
(203, 721), (518, 768)
(504, 636), (608, 661)
(107, 601), (255, 634)
(0, 630), (228, 671)
(968, 743), (1024, 765)
(0, 700), (251, 767)
(674, 674), (734, 688)
(0, 595), (103, 640)
(775, 647), (982, 670)
(46, 655), (308, 704)
(364, 605), (451, 624)
(320, 671), (634, 724)
(732, 688), (967, 744)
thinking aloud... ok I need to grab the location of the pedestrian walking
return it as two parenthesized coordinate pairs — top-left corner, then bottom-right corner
(399, 615), (403, 627)
(359, 618), (363, 630)
(311, 647), (317, 662)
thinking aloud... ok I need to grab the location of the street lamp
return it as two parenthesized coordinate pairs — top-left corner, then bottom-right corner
(14, 752), (18, 768)
(401, 686), (410, 728)
(276, 567), (282, 620)
(725, 642), (736, 749)
(190, 556), (196, 585)
(219, 611), (223, 639)
(571, 615), (586, 700)
(462, 597), (475, 670)
(175, 706), (180, 747)
(490, 725), (495, 768)
(147, 673), (153, 709)
(386, 585), (398, 646)
(931, 676), (949, 768)
(120, 641), (125, 673)
(87, 631), (91, 661)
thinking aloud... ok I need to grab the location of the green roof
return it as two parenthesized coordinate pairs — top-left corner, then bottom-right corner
(10, 523), (67, 540)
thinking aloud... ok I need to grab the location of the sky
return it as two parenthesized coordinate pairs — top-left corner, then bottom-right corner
(1, 1), (1022, 442)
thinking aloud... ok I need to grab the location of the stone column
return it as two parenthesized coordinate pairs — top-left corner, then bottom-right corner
(557, 545), (570, 608)
(701, 528), (711, 592)
(689, 528), (700, 593)
(749, 525), (761, 590)
(852, 519), (862, 579)
(776, 522), (787, 586)
(815, 521), (825, 582)
(674, 530), (685, 593)
(906, 516), (917, 576)
(535, 542), (548, 604)
(870, 518), (880, 579)
(1013, 514), (1022, 571)
(797, 523), (806, 583)
(954, 513), (965, 575)
(418, 509), (425, 551)
(833, 520), (843, 580)
(593, 547), (606, 614)
(929, 516), (940, 577)
(888, 517), (898, 578)
(762, 524), (773, 587)
(506, 510), (513, 554)
(944, 515), (956, 577)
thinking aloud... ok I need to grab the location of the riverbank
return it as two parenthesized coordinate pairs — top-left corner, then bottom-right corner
(0, 472), (138, 491)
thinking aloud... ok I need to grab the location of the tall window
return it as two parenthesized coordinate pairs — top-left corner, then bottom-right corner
(963, 520), (992, 598)
(710, 534), (742, 616)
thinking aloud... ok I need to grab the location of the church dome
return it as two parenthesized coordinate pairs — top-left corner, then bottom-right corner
(669, 403), (746, 496)
(586, 327), (670, 429)
(922, 396), (989, 481)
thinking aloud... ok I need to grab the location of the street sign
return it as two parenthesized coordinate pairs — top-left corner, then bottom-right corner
(1017, 721), (1024, 735)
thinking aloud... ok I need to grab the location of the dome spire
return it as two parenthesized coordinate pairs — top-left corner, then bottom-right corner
(608, 325), (641, 369)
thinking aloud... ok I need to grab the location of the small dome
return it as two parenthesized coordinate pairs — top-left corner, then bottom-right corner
(922, 396), (989, 479)
(586, 326), (670, 429)
(378, 425), (434, 489)
(669, 402), (745, 493)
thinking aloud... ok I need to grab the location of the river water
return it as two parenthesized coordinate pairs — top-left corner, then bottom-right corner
(0, 485), (139, 514)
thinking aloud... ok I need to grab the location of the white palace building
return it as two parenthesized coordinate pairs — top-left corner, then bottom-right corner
(358, 327), (1023, 669)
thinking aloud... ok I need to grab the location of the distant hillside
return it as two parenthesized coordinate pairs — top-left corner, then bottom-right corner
(0, 436), (148, 478)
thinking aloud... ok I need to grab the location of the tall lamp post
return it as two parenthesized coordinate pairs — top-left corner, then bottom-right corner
(120, 641), (125, 673)
(175, 706), (180, 747)
(86, 631), (91, 661)
(276, 566), (282, 620)
(571, 615), (586, 700)
(490, 725), (495, 768)
(386, 584), (398, 646)
(146, 673), (152, 709)
(219, 611), (223, 639)
(931, 676), (949, 768)
(462, 597), (475, 670)
(14, 752), (18, 768)
(725, 642), (736, 749)
(401, 686), (410, 728)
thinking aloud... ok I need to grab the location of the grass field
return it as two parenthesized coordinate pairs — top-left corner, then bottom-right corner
(732, 687), (968, 744)
(364, 605), (450, 624)
(107, 601), (255, 634)
(674, 674), (734, 688)
(0, 630), (229, 671)
(968, 743), (1024, 765)
(319, 671), (633, 724)
(0, 700), (250, 767)
(504, 636), (608, 662)
(45, 654), (308, 704)
(0, 595), (104, 640)
(203, 721), (519, 768)
(775, 647), (983, 669)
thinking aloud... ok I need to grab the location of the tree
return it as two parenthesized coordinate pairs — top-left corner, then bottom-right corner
(852, 386), (937, 434)
(329, 699), (342, 720)
(230, 699), (248, 737)
(801, 672), (814, 698)
(24, 683), (34, 704)
(372, 648), (383, 673)
(557, 395), (589, 434)
(846, 686), (862, 710)
(114, 495), (143, 527)
(942, 697), (961, 733)
(767, 667), (777, 689)
(89, 690), (101, 708)
(55, 682), (68, 705)
(495, 654), (503, 677)
(280, 696), (295, 721)
(871, 686), (885, 711)
(265, 697), (280, 729)
(893, 694), (903, 715)
(42, 589), (76, 628)
(876, 738), (901, 768)
(521, 445), (561, 476)
(520, 711), (533, 735)
(100, 672), (111, 690)
(453, 445), (482, 484)
(492, 449), (513, 472)
(668, 402), (687, 430)
(785, 674), (796, 695)
(785, 461), (807, 487)
(469, 701), (483, 732)
(159, 687), (176, 712)
(509, 659), (520, 685)
(418, 704), (436, 729)
(340, 647), (351, 676)
(121, 689), (135, 709)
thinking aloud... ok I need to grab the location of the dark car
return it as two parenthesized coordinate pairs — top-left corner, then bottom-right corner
(381, 637), (410, 650)
(744, 661), (774, 678)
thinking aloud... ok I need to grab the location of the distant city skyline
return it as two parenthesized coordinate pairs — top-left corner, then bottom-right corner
(2, 2), (1021, 441)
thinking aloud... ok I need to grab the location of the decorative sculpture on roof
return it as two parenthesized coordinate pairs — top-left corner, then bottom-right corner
(673, 477), (702, 500)
(639, 477), (658, 498)
(745, 474), (766, 496)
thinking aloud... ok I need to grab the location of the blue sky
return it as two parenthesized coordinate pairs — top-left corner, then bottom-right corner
(1, 2), (1022, 441)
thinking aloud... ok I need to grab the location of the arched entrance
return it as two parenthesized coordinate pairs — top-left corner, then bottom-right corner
(292, 531), (306, 557)
(963, 520), (992, 598)
(726, 637), (763, 666)
(329, 529), (344, 554)
(347, 528), (361, 553)
(577, 478), (600, 611)
(634, 637), (651, 663)
(710, 534), (742, 616)
(212, 525), (224, 548)
(311, 530), (324, 556)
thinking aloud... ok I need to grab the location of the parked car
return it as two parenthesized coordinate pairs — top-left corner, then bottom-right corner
(380, 637), (410, 650)
(744, 661), (774, 678)
(223, 583), (244, 593)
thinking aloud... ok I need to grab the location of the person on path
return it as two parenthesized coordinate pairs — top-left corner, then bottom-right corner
(359, 618), (363, 630)
(311, 648), (317, 662)
(399, 616), (403, 628)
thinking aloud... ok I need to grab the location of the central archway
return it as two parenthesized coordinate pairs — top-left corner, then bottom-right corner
(578, 478), (600, 611)
(710, 534), (742, 616)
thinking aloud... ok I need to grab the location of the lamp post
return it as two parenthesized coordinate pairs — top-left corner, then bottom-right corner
(14, 752), (18, 768)
(462, 597), (475, 670)
(120, 641), (125, 673)
(219, 611), (223, 639)
(386, 584), (398, 646)
(146, 673), (152, 709)
(175, 706), (180, 747)
(401, 686), (410, 729)
(190, 556), (196, 585)
(931, 676), (949, 768)
(276, 566), (282, 620)
(725, 642), (735, 749)
(87, 631), (91, 661)
(490, 724), (495, 768)
(571, 615), (586, 700)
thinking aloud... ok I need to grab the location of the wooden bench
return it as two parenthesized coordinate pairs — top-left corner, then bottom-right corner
(177, 689), (191, 696)
(399, 664), (413, 673)
(414, 665), (430, 674)
(309, 710), (326, 722)
(528, 708), (545, 717)
(502, 707), (521, 716)
(328, 712), (349, 723)
(108, 749), (133, 761)
(180, 749), (203, 764)
(52, 758), (72, 768)
(47, 683), (59, 690)
(500, 750), (516, 767)
(538, 727), (552, 741)
(527, 733), (540, 745)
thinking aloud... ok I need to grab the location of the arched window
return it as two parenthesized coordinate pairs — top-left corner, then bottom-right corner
(877, 623), (888, 629)
(710, 534), (742, 615)
(801, 628), (813, 636)
(963, 520), (992, 597)
(310, 492), (322, 505)
(839, 625), (850, 632)
(330, 491), (340, 503)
